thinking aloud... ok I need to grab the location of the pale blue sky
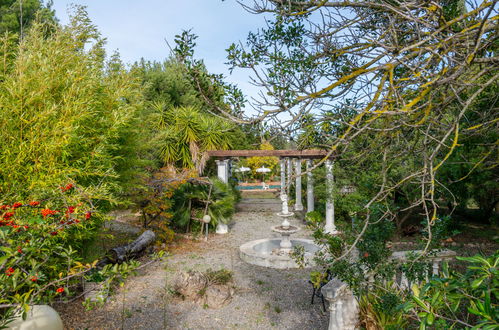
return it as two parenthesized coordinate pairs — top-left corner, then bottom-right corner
(51, 0), (269, 106)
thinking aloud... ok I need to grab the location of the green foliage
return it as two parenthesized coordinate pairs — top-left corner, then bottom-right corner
(204, 179), (237, 226)
(0, 0), (56, 36)
(0, 10), (144, 203)
(171, 177), (237, 230)
(421, 215), (461, 246)
(409, 253), (499, 329)
(0, 185), (100, 326)
(137, 58), (201, 108)
(134, 56), (253, 174)
(305, 210), (323, 226)
(205, 268), (233, 285)
(311, 207), (398, 292)
(356, 253), (498, 329)
(83, 260), (140, 310)
(157, 106), (234, 173)
(358, 287), (409, 330)
(174, 30), (246, 118)
(357, 217), (395, 269)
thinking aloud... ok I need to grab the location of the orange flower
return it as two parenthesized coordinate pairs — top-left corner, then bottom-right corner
(5, 267), (14, 276)
(56, 287), (64, 293)
(12, 202), (22, 209)
(60, 183), (74, 192)
(41, 209), (58, 218)
(29, 201), (40, 206)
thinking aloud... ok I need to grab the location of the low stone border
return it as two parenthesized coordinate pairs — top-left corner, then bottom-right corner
(239, 238), (318, 269)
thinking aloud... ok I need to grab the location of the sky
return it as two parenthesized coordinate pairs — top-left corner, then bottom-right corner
(51, 0), (269, 106)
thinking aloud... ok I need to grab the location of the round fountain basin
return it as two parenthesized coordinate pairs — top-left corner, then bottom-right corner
(239, 238), (320, 269)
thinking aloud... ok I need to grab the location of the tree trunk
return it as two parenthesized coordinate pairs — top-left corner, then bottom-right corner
(395, 208), (414, 234)
(109, 230), (156, 263)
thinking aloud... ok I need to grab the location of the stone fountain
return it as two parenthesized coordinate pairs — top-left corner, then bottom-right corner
(271, 194), (299, 253)
(239, 194), (320, 269)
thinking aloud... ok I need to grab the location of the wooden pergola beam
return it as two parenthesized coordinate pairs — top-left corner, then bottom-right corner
(207, 149), (334, 159)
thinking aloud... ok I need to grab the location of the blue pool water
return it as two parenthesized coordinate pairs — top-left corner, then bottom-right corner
(237, 185), (281, 190)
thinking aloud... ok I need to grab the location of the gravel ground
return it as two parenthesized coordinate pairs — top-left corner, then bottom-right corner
(56, 210), (329, 330)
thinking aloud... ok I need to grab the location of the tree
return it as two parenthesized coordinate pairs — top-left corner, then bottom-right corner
(0, 7), (143, 201)
(0, 0), (56, 37)
(222, 0), (498, 239)
(134, 56), (256, 172)
(246, 141), (279, 179)
(157, 106), (235, 174)
(221, 3), (498, 326)
(136, 58), (203, 109)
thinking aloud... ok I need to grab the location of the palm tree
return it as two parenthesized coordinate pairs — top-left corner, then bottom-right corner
(156, 105), (233, 173)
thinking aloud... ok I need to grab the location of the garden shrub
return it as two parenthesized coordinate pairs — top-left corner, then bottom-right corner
(0, 184), (98, 325)
(358, 287), (408, 330)
(0, 8), (144, 203)
(0, 183), (144, 326)
(171, 177), (237, 231)
(312, 212), (498, 328)
(408, 253), (498, 329)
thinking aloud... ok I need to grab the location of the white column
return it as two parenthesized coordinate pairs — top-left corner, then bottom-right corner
(286, 157), (292, 195)
(216, 159), (228, 184)
(325, 159), (338, 234)
(306, 159), (314, 212)
(225, 159), (230, 184)
(432, 260), (440, 276)
(215, 159), (229, 234)
(280, 158), (286, 197)
(294, 159), (303, 211)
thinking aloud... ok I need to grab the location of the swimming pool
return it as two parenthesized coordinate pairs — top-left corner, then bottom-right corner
(236, 185), (281, 190)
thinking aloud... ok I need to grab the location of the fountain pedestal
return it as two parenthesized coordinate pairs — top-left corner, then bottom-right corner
(271, 224), (300, 253)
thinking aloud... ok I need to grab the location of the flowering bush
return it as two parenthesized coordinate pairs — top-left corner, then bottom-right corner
(0, 184), (100, 326)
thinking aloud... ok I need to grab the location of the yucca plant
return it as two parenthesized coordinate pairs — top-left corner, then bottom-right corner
(156, 105), (234, 174)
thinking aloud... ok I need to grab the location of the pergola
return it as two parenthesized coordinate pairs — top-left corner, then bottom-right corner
(207, 150), (338, 235)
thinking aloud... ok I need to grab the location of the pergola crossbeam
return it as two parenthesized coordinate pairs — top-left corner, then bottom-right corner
(207, 149), (334, 159)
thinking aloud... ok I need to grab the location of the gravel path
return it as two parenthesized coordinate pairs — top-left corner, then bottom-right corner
(57, 210), (328, 330)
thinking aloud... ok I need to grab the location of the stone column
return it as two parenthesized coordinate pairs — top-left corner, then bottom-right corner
(280, 158), (286, 197)
(306, 159), (314, 212)
(216, 159), (228, 184)
(215, 159), (229, 234)
(286, 158), (292, 195)
(322, 279), (359, 330)
(325, 159), (338, 234)
(294, 159), (303, 211)
(225, 159), (231, 184)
